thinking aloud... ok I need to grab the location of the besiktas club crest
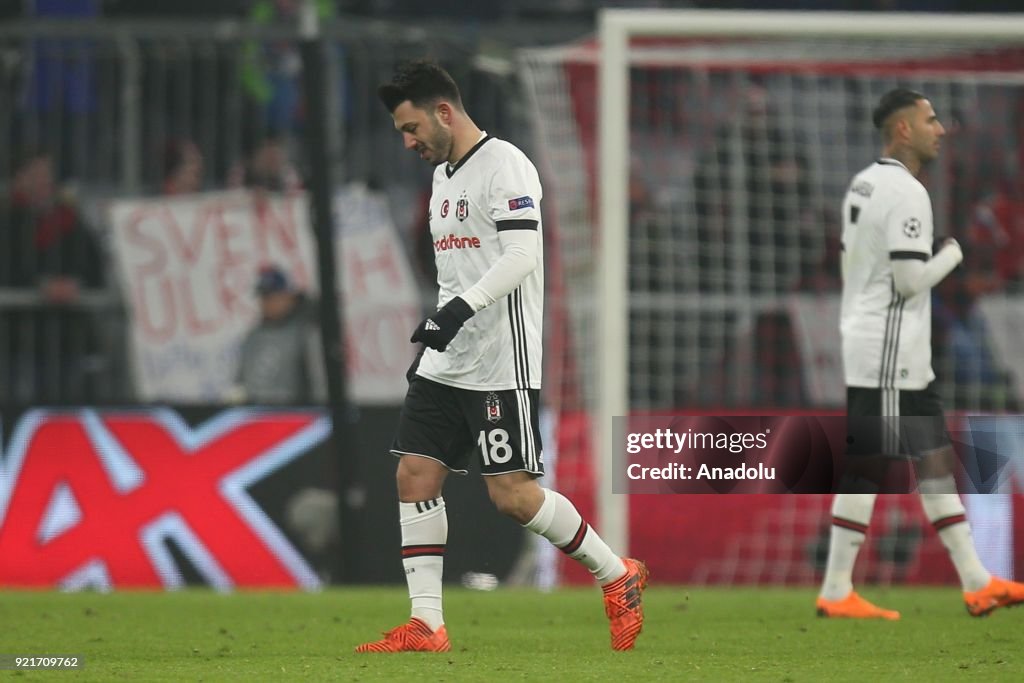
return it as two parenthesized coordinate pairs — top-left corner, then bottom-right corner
(456, 195), (469, 222)
(485, 393), (503, 423)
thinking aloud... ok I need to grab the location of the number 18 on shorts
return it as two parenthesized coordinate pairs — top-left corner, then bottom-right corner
(390, 377), (544, 476)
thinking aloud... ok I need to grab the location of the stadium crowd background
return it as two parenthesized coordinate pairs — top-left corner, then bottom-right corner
(1, 0), (1023, 589)
(2, 0), (1021, 409)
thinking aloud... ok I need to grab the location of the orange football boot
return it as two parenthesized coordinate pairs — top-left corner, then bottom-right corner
(603, 558), (649, 651)
(355, 617), (451, 653)
(816, 592), (900, 620)
(964, 576), (1024, 617)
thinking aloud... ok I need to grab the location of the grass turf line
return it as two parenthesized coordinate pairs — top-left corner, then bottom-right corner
(1, 587), (1023, 681)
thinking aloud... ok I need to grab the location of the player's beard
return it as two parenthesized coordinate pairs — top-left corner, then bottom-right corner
(911, 129), (940, 166)
(422, 119), (454, 167)
(918, 147), (939, 168)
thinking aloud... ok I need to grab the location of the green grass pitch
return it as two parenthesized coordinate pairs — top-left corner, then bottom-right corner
(2, 587), (1023, 681)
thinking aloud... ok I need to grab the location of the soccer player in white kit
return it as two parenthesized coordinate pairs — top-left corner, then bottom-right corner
(816, 88), (1024, 620)
(356, 60), (648, 653)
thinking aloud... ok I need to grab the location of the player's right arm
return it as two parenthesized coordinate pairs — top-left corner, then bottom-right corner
(885, 184), (962, 298)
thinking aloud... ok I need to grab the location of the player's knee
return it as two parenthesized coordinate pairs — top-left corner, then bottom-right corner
(487, 478), (543, 524)
(395, 455), (446, 502)
(488, 486), (523, 521)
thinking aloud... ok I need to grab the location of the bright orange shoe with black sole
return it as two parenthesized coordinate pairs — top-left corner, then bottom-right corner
(355, 617), (451, 653)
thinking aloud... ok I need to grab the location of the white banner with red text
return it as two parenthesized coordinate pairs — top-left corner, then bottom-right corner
(108, 184), (420, 404)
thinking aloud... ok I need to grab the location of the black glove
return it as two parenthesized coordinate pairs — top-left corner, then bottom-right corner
(410, 296), (475, 351)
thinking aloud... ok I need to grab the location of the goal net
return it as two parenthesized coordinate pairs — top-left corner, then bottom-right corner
(519, 10), (1024, 583)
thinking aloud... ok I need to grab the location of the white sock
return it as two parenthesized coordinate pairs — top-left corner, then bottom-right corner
(820, 493), (876, 601)
(523, 488), (625, 585)
(918, 481), (991, 592)
(400, 497), (447, 630)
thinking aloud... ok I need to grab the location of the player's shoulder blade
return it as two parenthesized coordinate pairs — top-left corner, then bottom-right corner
(848, 164), (877, 197)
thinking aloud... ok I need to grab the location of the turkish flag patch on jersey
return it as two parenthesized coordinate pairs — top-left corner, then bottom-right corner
(508, 196), (534, 211)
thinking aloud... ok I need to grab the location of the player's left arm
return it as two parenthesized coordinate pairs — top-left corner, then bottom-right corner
(887, 186), (962, 298)
(459, 228), (538, 311)
(409, 229), (537, 351)
(460, 155), (542, 310)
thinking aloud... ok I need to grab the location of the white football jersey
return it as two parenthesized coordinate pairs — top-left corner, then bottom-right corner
(416, 134), (544, 390)
(840, 158), (936, 389)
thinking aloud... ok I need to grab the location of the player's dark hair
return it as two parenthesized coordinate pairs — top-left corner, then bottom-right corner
(872, 88), (926, 130)
(377, 60), (463, 113)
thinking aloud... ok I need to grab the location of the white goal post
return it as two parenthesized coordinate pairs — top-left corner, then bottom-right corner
(593, 10), (1024, 556)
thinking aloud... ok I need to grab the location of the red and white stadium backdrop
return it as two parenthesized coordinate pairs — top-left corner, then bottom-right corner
(554, 411), (1024, 586)
(107, 184), (420, 405)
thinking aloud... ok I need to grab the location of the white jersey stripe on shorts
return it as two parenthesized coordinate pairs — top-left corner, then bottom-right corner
(518, 388), (537, 471)
(527, 391), (539, 471)
(883, 387), (900, 455)
(528, 391), (540, 471)
(514, 388), (533, 471)
(516, 390), (527, 469)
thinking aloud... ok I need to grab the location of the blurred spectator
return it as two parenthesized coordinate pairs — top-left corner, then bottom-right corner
(933, 303), (1005, 384)
(104, 0), (244, 17)
(0, 148), (106, 402)
(968, 183), (1024, 290)
(931, 182), (1021, 410)
(233, 265), (317, 404)
(22, 0), (100, 179)
(693, 82), (816, 293)
(627, 170), (669, 293)
(240, 0), (335, 136)
(626, 169), (682, 406)
(161, 139), (206, 196)
(229, 134), (304, 194)
(795, 206), (843, 292)
(690, 83), (820, 408)
(751, 311), (807, 407)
